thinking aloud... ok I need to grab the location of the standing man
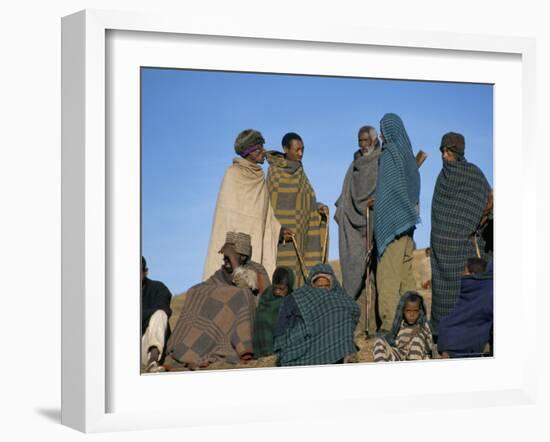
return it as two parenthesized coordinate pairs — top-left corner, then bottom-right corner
(374, 113), (421, 332)
(335, 125), (381, 337)
(203, 129), (282, 281)
(141, 256), (172, 373)
(430, 132), (492, 337)
(266, 132), (329, 287)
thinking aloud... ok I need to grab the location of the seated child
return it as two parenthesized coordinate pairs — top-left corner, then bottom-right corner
(437, 258), (493, 358)
(253, 267), (295, 358)
(373, 291), (433, 362)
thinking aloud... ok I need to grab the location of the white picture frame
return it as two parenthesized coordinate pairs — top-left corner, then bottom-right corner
(61, 9), (537, 433)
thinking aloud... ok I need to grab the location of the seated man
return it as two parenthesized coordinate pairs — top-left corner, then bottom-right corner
(141, 256), (173, 373)
(373, 291), (433, 362)
(437, 258), (493, 358)
(273, 263), (359, 367)
(165, 232), (270, 369)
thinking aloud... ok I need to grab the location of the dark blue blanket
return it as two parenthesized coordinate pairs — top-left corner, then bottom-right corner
(437, 270), (493, 357)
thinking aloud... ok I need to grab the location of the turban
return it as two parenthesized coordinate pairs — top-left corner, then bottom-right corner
(234, 129), (265, 157)
(440, 132), (465, 156)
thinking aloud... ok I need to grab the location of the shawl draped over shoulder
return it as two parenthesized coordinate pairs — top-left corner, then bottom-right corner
(334, 147), (380, 299)
(374, 114), (420, 258)
(203, 158), (281, 281)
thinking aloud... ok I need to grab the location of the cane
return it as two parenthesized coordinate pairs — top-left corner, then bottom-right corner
(321, 207), (329, 264)
(291, 234), (308, 282)
(473, 234), (481, 258)
(365, 207), (373, 337)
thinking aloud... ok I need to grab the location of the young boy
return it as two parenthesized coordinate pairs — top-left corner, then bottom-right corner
(373, 291), (433, 362)
(253, 267), (295, 358)
(437, 258), (493, 358)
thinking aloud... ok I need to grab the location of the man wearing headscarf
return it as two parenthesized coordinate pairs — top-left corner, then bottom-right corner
(272, 263), (359, 366)
(166, 232), (270, 369)
(203, 129), (283, 281)
(430, 132), (492, 337)
(374, 113), (421, 331)
(266, 132), (329, 287)
(335, 125), (381, 337)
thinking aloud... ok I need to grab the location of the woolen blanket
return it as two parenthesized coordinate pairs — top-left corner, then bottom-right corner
(203, 158), (281, 281)
(374, 114), (420, 257)
(334, 147), (380, 299)
(430, 158), (491, 333)
(273, 264), (359, 366)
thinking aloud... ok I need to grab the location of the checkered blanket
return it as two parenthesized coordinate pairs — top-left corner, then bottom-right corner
(374, 114), (420, 257)
(430, 159), (491, 333)
(266, 151), (327, 287)
(273, 264), (359, 366)
(165, 269), (256, 367)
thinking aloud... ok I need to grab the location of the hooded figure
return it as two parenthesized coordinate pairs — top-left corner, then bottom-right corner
(253, 267), (295, 358)
(373, 291), (433, 362)
(273, 264), (359, 366)
(374, 113), (421, 330)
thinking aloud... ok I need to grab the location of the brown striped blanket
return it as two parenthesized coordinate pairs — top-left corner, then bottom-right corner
(165, 269), (257, 368)
(266, 151), (328, 287)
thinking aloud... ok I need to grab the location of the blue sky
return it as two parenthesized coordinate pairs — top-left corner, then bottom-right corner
(141, 68), (493, 295)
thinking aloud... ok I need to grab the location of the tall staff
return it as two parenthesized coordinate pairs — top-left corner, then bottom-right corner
(365, 207), (373, 337)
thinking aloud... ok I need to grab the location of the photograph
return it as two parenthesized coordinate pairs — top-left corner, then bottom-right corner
(140, 67), (494, 374)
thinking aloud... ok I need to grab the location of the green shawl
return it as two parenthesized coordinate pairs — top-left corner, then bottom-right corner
(253, 268), (295, 357)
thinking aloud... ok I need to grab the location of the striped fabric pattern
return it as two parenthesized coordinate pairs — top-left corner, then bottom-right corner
(430, 158), (491, 334)
(373, 321), (433, 362)
(266, 151), (328, 287)
(273, 264), (359, 367)
(374, 113), (420, 257)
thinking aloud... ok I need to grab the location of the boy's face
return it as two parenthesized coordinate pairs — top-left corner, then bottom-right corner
(312, 276), (331, 289)
(404, 300), (421, 325)
(463, 265), (471, 276)
(273, 283), (289, 297)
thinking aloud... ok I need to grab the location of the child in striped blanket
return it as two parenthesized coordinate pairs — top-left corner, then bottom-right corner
(373, 291), (433, 362)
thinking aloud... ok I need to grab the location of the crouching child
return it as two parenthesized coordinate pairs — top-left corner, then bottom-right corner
(373, 291), (433, 362)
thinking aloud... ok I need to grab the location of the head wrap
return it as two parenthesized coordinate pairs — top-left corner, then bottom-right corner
(234, 129), (265, 157)
(440, 132), (465, 158)
(220, 231), (252, 258)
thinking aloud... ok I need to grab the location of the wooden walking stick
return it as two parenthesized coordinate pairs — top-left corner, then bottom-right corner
(290, 233), (308, 282)
(321, 206), (329, 264)
(473, 234), (481, 258)
(416, 150), (428, 168)
(365, 207), (373, 337)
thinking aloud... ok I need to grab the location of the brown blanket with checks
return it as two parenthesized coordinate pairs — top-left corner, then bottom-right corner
(266, 151), (328, 287)
(165, 269), (257, 368)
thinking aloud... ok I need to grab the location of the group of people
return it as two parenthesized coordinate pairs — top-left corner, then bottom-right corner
(140, 113), (494, 373)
